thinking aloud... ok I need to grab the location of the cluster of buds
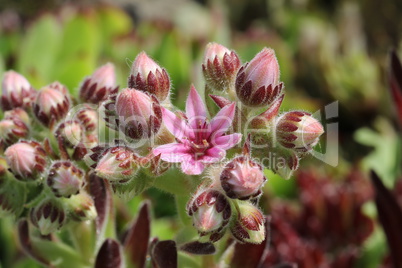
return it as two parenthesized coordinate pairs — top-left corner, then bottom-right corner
(187, 139), (267, 244)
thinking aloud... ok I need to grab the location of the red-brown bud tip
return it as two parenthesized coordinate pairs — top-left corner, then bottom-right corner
(1, 70), (36, 111)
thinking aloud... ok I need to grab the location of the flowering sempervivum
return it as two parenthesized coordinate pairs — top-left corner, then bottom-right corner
(220, 139), (266, 199)
(231, 201), (265, 244)
(128, 52), (170, 102)
(1, 70), (36, 111)
(235, 48), (283, 107)
(32, 82), (70, 127)
(276, 111), (324, 153)
(85, 145), (140, 182)
(4, 140), (46, 181)
(30, 197), (66, 235)
(79, 63), (118, 104)
(153, 86), (242, 175)
(202, 43), (241, 92)
(46, 161), (84, 198)
(187, 188), (232, 242)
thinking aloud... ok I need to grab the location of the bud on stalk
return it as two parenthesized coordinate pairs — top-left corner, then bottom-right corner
(30, 197), (66, 235)
(128, 52), (170, 102)
(4, 140), (46, 181)
(32, 82), (71, 128)
(230, 201), (265, 244)
(1, 70), (36, 111)
(235, 48), (283, 107)
(276, 111), (324, 153)
(65, 191), (97, 221)
(0, 117), (29, 145)
(187, 189), (232, 242)
(79, 63), (118, 104)
(202, 43), (241, 92)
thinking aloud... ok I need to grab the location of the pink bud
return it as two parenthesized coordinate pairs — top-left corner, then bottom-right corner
(235, 48), (283, 107)
(276, 111), (324, 153)
(0, 117), (29, 145)
(46, 161), (84, 198)
(231, 201), (265, 244)
(1, 71), (36, 111)
(80, 63), (118, 104)
(85, 145), (140, 182)
(4, 108), (30, 126)
(202, 43), (241, 92)
(75, 105), (98, 133)
(4, 140), (46, 180)
(220, 156), (266, 200)
(115, 88), (162, 140)
(32, 82), (71, 127)
(128, 52), (171, 102)
(54, 120), (84, 148)
(187, 189), (231, 242)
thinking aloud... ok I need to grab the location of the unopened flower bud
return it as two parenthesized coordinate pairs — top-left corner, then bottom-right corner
(46, 161), (84, 198)
(128, 52), (170, 102)
(30, 197), (66, 235)
(4, 108), (30, 126)
(65, 191), (97, 221)
(115, 88), (162, 140)
(85, 145), (140, 182)
(0, 117), (29, 145)
(220, 156), (266, 200)
(75, 105), (99, 133)
(79, 63), (118, 104)
(235, 48), (283, 107)
(276, 111), (324, 153)
(54, 120), (84, 148)
(202, 43), (241, 92)
(1, 70), (36, 111)
(187, 189), (231, 242)
(32, 82), (70, 127)
(100, 94), (119, 132)
(4, 141), (46, 181)
(231, 201), (265, 244)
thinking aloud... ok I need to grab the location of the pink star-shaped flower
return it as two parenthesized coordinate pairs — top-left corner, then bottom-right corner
(153, 86), (241, 175)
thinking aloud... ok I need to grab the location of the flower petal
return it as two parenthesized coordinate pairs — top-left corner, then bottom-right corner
(181, 159), (205, 175)
(186, 85), (207, 129)
(201, 147), (226, 163)
(153, 143), (191, 162)
(213, 133), (242, 150)
(161, 107), (192, 140)
(209, 103), (236, 136)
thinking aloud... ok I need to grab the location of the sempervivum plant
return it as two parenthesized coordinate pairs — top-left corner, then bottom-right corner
(0, 43), (324, 267)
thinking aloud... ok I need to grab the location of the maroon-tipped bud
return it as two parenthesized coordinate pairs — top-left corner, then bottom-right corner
(32, 82), (70, 127)
(79, 63), (118, 104)
(1, 70), (36, 111)
(0, 117), (29, 145)
(115, 88), (162, 140)
(202, 43), (241, 92)
(276, 111), (324, 153)
(220, 156), (266, 200)
(54, 120), (84, 148)
(75, 105), (99, 133)
(230, 201), (265, 244)
(128, 52), (170, 102)
(65, 191), (97, 221)
(4, 108), (30, 126)
(100, 94), (119, 132)
(4, 140), (46, 181)
(187, 189), (232, 242)
(30, 197), (66, 235)
(46, 161), (84, 198)
(235, 48), (283, 107)
(249, 94), (284, 129)
(85, 145), (140, 182)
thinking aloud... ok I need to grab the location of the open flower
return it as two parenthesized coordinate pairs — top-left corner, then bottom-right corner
(153, 86), (241, 175)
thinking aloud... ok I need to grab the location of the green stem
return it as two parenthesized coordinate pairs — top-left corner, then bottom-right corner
(68, 221), (95, 265)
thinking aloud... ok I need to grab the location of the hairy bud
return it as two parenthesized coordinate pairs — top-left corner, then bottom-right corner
(54, 120), (84, 148)
(46, 161), (84, 198)
(30, 197), (66, 235)
(65, 191), (97, 221)
(231, 201), (265, 244)
(79, 63), (118, 104)
(202, 43), (241, 92)
(0, 117), (29, 145)
(32, 82), (70, 127)
(75, 105), (98, 133)
(235, 48), (283, 107)
(128, 52), (170, 102)
(1, 70), (36, 111)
